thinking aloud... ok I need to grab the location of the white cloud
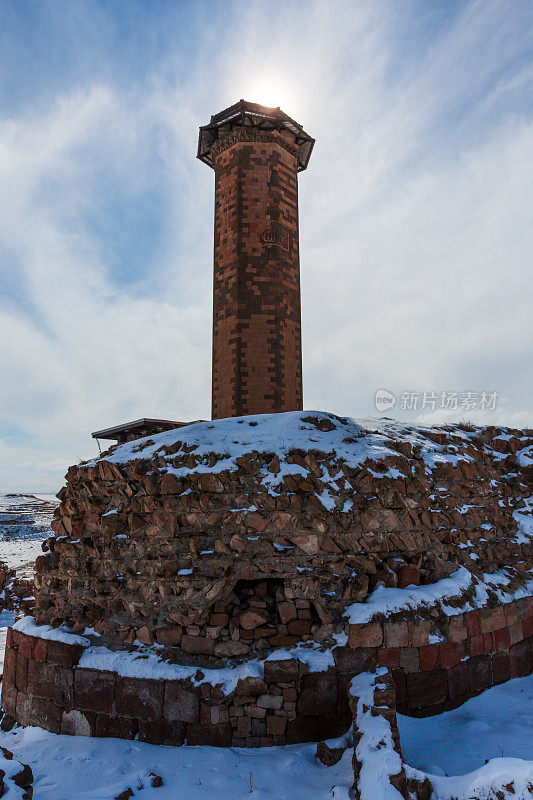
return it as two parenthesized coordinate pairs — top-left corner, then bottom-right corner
(0, 0), (531, 491)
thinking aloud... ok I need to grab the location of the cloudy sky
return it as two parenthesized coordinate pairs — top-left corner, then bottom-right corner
(0, 0), (532, 491)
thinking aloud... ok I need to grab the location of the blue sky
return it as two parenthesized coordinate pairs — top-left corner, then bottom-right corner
(0, 0), (532, 491)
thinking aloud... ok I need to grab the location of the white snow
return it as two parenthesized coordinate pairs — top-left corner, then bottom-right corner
(350, 668), (405, 800)
(13, 616), (90, 646)
(89, 411), (475, 481)
(0, 725), (354, 800)
(513, 495), (533, 543)
(343, 565), (533, 624)
(73, 637), (335, 695)
(398, 675), (533, 774)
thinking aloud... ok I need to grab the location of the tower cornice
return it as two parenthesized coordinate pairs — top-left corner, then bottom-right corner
(198, 99), (314, 172)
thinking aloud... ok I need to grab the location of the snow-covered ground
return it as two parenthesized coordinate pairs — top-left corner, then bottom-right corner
(0, 678), (530, 800)
(0, 492), (57, 577)
(398, 676), (533, 774)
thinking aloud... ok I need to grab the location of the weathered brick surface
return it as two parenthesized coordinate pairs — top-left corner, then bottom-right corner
(208, 127), (304, 419)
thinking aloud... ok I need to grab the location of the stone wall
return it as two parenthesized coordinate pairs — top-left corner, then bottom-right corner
(33, 413), (532, 661)
(7, 411), (530, 746)
(2, 595), (530, 747)
(343, 595), (532, 713)
(349, 668), (410, 800)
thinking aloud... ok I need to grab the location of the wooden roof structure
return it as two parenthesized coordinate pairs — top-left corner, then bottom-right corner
(92, 418), (198, 446)
(197, 99), (315, 172)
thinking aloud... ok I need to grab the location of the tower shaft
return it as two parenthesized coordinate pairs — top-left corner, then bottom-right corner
(198, 101), (314, 419)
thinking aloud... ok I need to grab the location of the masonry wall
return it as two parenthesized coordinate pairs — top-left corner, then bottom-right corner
(33, 415), (532, 654)
(2, 597), (530, 747)
(211, 129), (302, 419)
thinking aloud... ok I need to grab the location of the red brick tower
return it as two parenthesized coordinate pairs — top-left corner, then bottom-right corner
(198, 100), (314, 420)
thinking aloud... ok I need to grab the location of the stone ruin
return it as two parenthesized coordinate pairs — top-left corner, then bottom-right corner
(2, 411), (531, 762)
(1, 100), (532, 796)
(34, 413), (531, 657)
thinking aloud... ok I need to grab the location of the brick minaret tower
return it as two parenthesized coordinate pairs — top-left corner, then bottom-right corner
(198, 100), (314, 419)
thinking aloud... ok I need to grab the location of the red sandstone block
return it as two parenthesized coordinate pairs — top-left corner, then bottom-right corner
(447, 660), (470, 701)
(399, 648), (419, 673)
(446, 616), (467, 643)
(163, 683), (199, 724)
(504, 604), (519, 626)
(468, 635), (485, 657)
(2, 647), (16, 686)
(480, 610), (495, 634)
(515, 599), (528, 621)
(6, 628), (13, 649)
(95, 713), (137, 740)
(287, 619), (312, 637)
(406, 670), (447, 709)
(285, 713), (349, 745)
(138, 719), (185, 746)
(298, 671), (337, 716)
(114, 677), (164, 721)
(522, 617), (533, 639)
(384, 622), (409, 648)
(419, 645), (439, 672)
(438, 642), (465, 669)
(464, 611), (481, 637)
(267, 715), (287, 736)
(263, 659), (300, 683)
(16, 692), (61, 734)
(398, 565), (420, 588)
(510, 640), (530, 678)
(333, 647), (377, 674)
(16, 633), (34, 660)
(448, 655), (491, 700)
(180, 635), (215, 656)
(348, 623), (382, 649)
(491, 608), (507, 631)
(27, 660), (74, 707)
(491, 652), (511, 685)
(46, 640), (83, 668)
(186, 722), (232, 747)
(408, 621), (431, 648)
(493, 627), (511, 652)
(33, 638), (48, 662)
(509, 622), (523, 645)
(1, 682), (17, 717)
(392, 670), (407, 707)
(15, 654), (28, 693)
(377, 648), (400, 670)
(75, 668), (115, 714)
(483, 633), (494, 654)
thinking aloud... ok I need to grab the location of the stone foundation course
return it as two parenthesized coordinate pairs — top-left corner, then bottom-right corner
(2, 594), (530, 748)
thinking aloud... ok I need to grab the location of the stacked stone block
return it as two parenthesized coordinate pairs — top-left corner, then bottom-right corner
(33, 416), (532, 658)
(2, 595), (531, 747)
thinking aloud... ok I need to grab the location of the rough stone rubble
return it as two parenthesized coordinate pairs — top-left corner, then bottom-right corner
(32, 410), (532, 665)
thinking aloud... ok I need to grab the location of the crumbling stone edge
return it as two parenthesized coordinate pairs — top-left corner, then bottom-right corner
(349, 668), (431, 800)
